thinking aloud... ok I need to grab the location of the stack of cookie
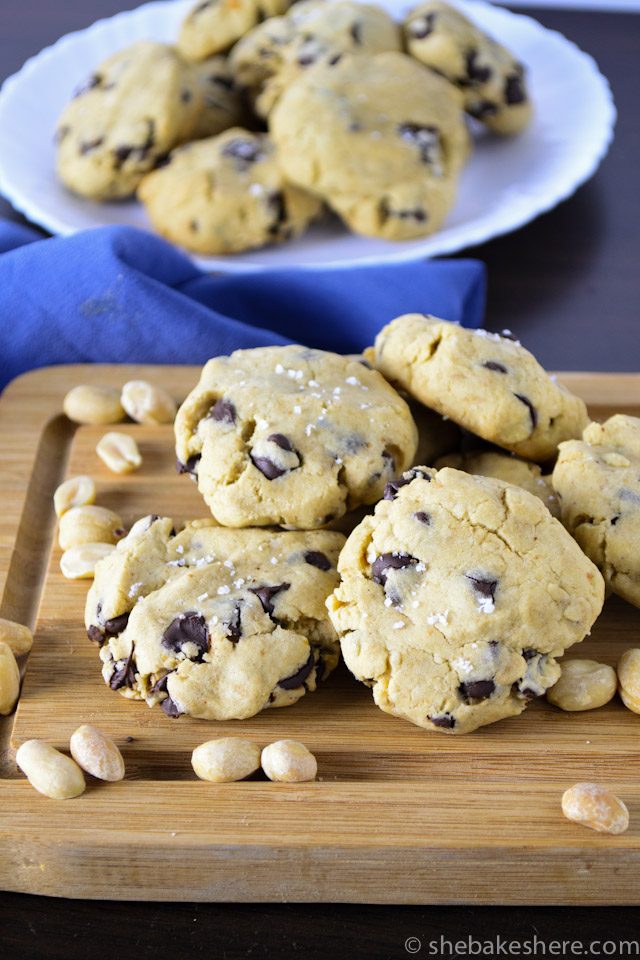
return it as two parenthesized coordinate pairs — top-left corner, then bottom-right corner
(55, 0), (532, 254)
(86, 317), (620, 736)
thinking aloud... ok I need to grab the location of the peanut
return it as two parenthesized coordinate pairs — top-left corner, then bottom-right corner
(70, 724), (125, 781)
(0, 641), (20, 715)
(58, 505), (124, 550)
(96, 432), (142, 474)
(0, 617), (33, 655)
(547, 659), (617, 712)
(121, 380), (176, 424)
(192, 738), (261, 783)
(561, 782), (629, 835)
(16, 740), (86, 799)
(53, 475), (96, 518)
(63, 385), (125, 425)
(617, 648), (640, 715)
(261, 739), (317, 783)
(60, 542), (116, 579)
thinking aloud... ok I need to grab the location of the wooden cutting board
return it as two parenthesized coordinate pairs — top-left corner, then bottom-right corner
(1, 364), (639, 905)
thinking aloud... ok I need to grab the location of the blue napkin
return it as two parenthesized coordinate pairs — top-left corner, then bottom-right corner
(0, 222), (486, 390)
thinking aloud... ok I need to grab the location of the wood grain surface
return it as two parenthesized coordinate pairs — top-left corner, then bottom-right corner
(1, 364), (640, 905)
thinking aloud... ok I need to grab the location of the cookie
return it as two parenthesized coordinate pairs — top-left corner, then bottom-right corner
(56, 42), (203, 200)
(552, 415), (640, 608)
(229, 0), (401, 119)
(372, 315), (589, 461)
(174, 345), (418, 528)
(327, 466), (604, 734)
(178, 0), (293, 62)
(190, 56), (247, 139)
(403, 1), (531, 135)
(86, 515), (345, 720)
(138, 128), (321, 254)
(435, 450), (560, 517)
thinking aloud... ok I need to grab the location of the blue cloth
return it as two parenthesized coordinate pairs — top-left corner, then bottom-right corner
(0, 222), (486, 389)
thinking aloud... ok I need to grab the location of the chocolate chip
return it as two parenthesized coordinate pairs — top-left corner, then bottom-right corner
(414, 511), (431, 525)
(208, 397), (236, 424)
(278, 651), (314, 689)
(383, 467), (431, 500)
(250, 583), (290, 618)
(73, 73), (102, 98)
(153, 153), (171, 170)
(55, 125), (71, 144)
(611, 515), (620, 526)
(371, 553), (418, 585)
(161, 695), (183, 718)
(87, 625), (103, 644)
(466, 50), (492, 84)
(516, 684), (540, 701)
(267, 192), (288, 236)
(181, 90), (192, 103)
(80, 137), (104, 155)
(176, 454), (200, 475)
(328, 53), (342, 66)
(151, 672), (171, 696)
(113, 120), (155, 169)
(190, 219), (199, 233)
(226, 604), (242, 643)
(251, 455), (287, 480)
(298, 53), (316, 67)
(505, 74), (526, 105)
(459, 679), (495, 702)
(523, 648), (539, 661)
(268, 433), (293, 451)
(467, 100), (498, 119)
(408, 13), (435, 39)
(466, 573), (498, 603)
(161, 613), (210, 661)
(104, 612), (130, 636)
(397, 123), (440, 165)
(429, 713), (455, 729)
(483, 360), (508, 373)
(193, 0), (213, 14)
(210, 73), (235, 91)
(350, 21), (363, 44)
(382, 449), (396, 472)
(304, 550), (331, 571)
(514, 393), (537, 430)
(109, 643), (137, 690)
(221, 136), (265, 170)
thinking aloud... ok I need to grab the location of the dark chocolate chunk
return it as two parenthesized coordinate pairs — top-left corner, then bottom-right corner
(611, 515), (620, 526)
(514, 393), (538, 430)
(467, 100), (498, 119)
(267, 192), (287, 236)
(104, 612), (130, 636)
(408, 13), (435, 39)
(161, 613), (210, 661)
(278, 651), (314, 690)
(181, 90), (193, 103)
(161, 695), (183, 718)
(151, 672), (171, 696)
(382, 449), (396, 472)
(383, 467), (430, 500)
(483, 360), (508, 373)
(505, 73), (526, 105)
(250, 583), (290, 618)
(73, 73), (102, 98)
(466, 573), (498, 603)
(466, 50), (492, 84)
(251, 455), (287, 480)
(429, 713), (456, 729)
(397, 123), (440, 165)
(80, 137), (104, 155)
(87, 625), (103, 644)
(350, 21), (363, 44)
(176, 454), (201, 475)
(522, 648), (539, 661)
(113, 120), (155, 169)
(459, 679), (495, 702)
(55, 125), (71, 144)
(303, 550), (331, 571)
(371, 552), (418, 585)
(414, 511), (431, 525)
(268, 433), (293, 451)
(208, 397), (236, 424)
(210, 73), (235, 90)
(226, 604), (242, 643)
(328, 53), (342, 66)
(190, 219), (199, 233)
(109, 643), (137, 691)
(221, 136), (265, 170)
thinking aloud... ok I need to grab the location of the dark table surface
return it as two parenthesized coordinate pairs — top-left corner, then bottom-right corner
(1, 2), (640, 956)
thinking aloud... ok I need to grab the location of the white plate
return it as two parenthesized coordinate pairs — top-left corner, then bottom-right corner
(0, 0), (615, 272)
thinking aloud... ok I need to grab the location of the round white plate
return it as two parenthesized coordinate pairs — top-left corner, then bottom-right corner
(0, 0), (615, 272)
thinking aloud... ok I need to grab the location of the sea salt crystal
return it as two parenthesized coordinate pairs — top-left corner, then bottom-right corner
(275, 364), (285, 374)
(427, 611), (448, 626)
(478, 596), (495, 614)
(453, 657), (473, 675)
(270, 557), (278, 565)
(176, 545), (184, 554)
(217, 585), (230, 595)
(392, 621), (405, 630)
(128, 582), (143, 599)
(293, 405), (301, 414)
(345, 376), (360, 386)
(197, 592), (209, 602)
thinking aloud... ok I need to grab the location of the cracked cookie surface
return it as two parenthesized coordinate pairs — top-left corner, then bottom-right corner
(403, 0), (531, 135)
(269, 52), (469, 241)
(373, 314), (589, 461)
(553, 415), (640, 608)
(178, 0), (293, 61)
(229, 0), (400, 119)
(56, 42), (204, 200)
(174, 345), (418, 528)
(138, 128), (322, 254)
(86, 516), (345, 720)
(435, 450), (560, 517)
(327, 466), (604, 734)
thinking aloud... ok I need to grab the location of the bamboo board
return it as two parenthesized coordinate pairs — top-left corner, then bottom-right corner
(1, 364), (640, 905)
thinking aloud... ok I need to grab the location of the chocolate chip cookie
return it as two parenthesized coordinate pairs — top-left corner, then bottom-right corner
(56, 42), (203, 200)
(190, 56), (247, 139)
(373, 314), (589, 461)
(327, 466), (604, 734)
(178, 0), (293, 61)
(553, 415), (640, 608)
(86, 516), (345, 720)
(229, 0), (401, 119)
(403, 1), (531, 135)
(435, 450), (560, 517)
(174, 345), (418, 528)
(138, 128), (322, 254)
(269, 51), (469, 241)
